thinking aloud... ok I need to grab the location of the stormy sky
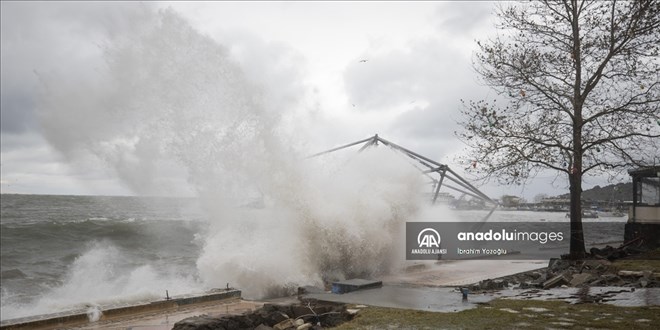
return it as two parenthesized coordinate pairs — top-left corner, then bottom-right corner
(0, 1), (621, 200)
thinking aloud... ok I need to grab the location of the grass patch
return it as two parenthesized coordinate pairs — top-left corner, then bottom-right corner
(334, 299), (660, 329)
(612, 248), (660, 273)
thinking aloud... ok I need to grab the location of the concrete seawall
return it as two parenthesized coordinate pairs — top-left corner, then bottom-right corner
(0, 289), (241, 330)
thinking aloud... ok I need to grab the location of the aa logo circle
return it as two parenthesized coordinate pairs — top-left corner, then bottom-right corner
(417, 228), (441, 248)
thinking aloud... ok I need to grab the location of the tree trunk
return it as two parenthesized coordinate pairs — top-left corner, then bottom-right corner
(568, 169), (586, 259)
(568, 0), (586, 260)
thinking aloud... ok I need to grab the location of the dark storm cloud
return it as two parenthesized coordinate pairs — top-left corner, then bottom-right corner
(1, 2), (152, 123)
(0, 90), (35, 134)
(1, 2), (158, 138)
(1, 2), (155, 140)
(1, 2), (158, 194)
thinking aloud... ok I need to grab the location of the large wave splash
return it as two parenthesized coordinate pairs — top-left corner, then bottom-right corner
(1, 240), (200, 320)
(36, 6), (425, 305)
(197, 148), (424, 298)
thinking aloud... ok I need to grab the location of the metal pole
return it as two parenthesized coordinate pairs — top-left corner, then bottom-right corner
(442, 183), (487, 201)
(432, 171), (446, 205)
(446, 168), (496, 204)
(376, 136), (447, 169)
(308, 135), (376, 158)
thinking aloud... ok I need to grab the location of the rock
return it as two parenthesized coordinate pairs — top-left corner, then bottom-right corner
(618, 270), (646, 277)
(274, 318), (296, 330)
(297, 323), (313, 330)
(530, 271), (544, 280)
(495, 279), (508, 288)
(642, 270), (653, 279)
(292, 305), (312, 318)
(478, 279), (509, 291)
(570, 273), (594, 287)
(174, 303), (349, 330)
(594, 262), (611, 273)
(269, 312), (290, 326)
(172, 315), (226, 330)
(543, 274), (570, 289)
(346, 308), (360, 316)
(548, 258), (571, 272)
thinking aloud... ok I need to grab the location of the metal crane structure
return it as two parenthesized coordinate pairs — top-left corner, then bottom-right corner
(310, 134), (497, 219)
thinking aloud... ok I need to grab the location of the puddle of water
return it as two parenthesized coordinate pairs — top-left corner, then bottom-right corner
(306, 285), (509, 312)
(508, 287), (660, 307)
(305, 285), (660, 313)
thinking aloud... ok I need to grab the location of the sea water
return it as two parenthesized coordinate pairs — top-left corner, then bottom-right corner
(0, 193), (628, 321)
(0, 194), (206, 320)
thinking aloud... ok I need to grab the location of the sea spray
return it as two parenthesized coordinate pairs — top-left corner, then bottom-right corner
(1, 240), (201, 320)
(86, 304), (103, 322)
(196, 147), (424, 298)
(33, 5), (427, 312)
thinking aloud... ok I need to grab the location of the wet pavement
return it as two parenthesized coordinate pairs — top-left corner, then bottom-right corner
(8, 259), (658, 329)
(305, 285), (660, 313)
(510, 286), (660, 307)
(383, 260), (547, 287)
(72, 299), (263, 330)
(306, 285), (499, 312)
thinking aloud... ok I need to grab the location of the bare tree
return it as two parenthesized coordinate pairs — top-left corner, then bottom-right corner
(458, 0), (659, 259)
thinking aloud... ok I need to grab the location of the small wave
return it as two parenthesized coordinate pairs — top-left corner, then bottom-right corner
(86, 217), (110, 221)
(1, 269), (27, 280)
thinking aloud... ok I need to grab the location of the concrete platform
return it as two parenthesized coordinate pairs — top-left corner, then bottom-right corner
(0, 289), (243, 330)
(331, 279), (383, 294)
(383, 260), (547, 287)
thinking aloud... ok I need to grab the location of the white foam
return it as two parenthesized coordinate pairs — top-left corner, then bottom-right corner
(1, 242), (200, 320)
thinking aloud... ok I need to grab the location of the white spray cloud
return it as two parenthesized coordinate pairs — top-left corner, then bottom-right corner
(36, 6), (427, 302)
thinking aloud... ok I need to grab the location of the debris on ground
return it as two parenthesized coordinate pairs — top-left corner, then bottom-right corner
(467, 247), (659, 292)
(172, 301), (354, 330)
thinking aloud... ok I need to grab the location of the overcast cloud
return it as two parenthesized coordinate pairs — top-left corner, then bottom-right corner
(0, 1), (616, 200)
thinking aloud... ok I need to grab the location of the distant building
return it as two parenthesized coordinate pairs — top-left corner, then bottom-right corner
(539, 198), (570, 212)
(501, 195), (522, 208)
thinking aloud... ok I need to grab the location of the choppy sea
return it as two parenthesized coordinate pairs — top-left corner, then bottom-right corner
(0, 194), (208, 321)
(0, 193), (628, 321)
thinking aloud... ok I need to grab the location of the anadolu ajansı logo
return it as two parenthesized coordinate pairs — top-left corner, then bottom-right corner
(411, 227), (447, 256)
(418, 228), (441, 247)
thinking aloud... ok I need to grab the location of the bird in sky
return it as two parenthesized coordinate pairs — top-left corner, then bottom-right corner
(359, 59), (368, 63)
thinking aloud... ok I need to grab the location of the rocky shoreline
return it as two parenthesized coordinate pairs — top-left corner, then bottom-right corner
(467, 246), (658, 293)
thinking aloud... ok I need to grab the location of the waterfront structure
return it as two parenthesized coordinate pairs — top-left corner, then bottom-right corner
(624, 166), (660, 248)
